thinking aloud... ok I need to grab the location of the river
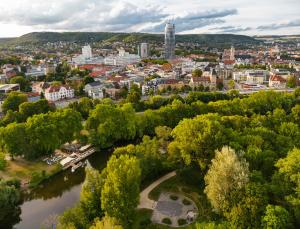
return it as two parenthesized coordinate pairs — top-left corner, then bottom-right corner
(9, 149), (112, 229)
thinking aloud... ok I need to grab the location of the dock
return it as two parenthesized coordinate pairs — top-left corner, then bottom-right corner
(61, 147), (96, 170)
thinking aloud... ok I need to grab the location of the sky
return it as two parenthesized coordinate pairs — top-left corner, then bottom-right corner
(0, 0), (299, 37)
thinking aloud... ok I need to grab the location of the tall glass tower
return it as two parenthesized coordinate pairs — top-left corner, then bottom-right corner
(164, 23), (175, 59)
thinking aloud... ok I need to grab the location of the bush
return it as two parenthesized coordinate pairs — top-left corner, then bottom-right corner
(0, 152), (7, 170)
(140, 218), (151, 227)
(182, 198), (191, 205)
(170, 194), (179, 200)
(162, 217), (172, 225)
(178, 218), (187, 226)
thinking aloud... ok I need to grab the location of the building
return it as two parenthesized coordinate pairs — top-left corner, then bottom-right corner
(104, 48), (141, 66)
(269, 75), (286, 89)
(72, 45), (104, 65)
(82, 45), (93, 59)
(164, 23), (175, 59)
(32, 82), (50, 94)
(84, 81), (105, 99)
(138, 43), (150, 58)
(0, 84), (20, 94)
(44, 85), (75, 101)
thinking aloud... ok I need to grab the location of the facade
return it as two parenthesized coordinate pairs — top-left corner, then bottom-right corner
(44, 85), (75, 101)
(138, 43), (150, 58)
(0, 84), (20, 94)
(164, 23), (175, 59)
(104, 48), (141, 66)
(82, 45), (93, 59)
(84, 81), (104, 99)
(269, 75), (286, 88)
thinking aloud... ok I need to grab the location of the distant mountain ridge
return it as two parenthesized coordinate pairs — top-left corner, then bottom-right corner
(0, 32), (261, 47)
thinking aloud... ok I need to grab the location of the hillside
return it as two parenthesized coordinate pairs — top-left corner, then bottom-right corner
(0, 32), (260, 47)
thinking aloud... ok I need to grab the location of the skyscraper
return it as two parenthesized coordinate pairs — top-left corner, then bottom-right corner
(138, 43), (150, 58)
(164, 23), (175, 59)
(82, 45), (93, 59)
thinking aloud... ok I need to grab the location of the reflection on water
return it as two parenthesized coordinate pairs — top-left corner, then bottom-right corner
(11, 150), (112, 229)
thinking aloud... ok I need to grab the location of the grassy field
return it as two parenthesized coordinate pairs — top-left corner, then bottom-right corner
(133, 166), (219, 228)
(0, 157), (61, 188)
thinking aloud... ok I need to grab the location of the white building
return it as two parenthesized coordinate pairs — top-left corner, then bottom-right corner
(233, 70), (268, 84)
(45, 85), (75, 101)
(104, 48), (141, 66)
(84, 81), (104, 99)
(72, 45), (104, 65)
(138, 43), (150, 58)
(82, 45), (93, 59)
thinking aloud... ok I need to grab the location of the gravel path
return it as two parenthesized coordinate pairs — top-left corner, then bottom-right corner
(138, 171), (176, 209)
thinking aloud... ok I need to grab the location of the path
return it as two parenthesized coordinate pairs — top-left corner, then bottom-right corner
(138, 171), (176, 209)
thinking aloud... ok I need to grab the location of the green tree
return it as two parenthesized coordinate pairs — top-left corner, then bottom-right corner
(2, 92), (28, 113)
(101, 155), (141, 227)
(170, 114), (228, 169)
(89, 217), (123, 229)
(287, 76), (297, 88)
(0, 151), (6, 170)
(9, 76), (31, 92)
(228, 80), (235, 90)
(0, 180), (21, 224)
(261, 205), (292, 229)
(80, 167), (104, 223)
(204, 146), (249, 213)
(83, 76), (95, 85)
(192, 69), (203, 77)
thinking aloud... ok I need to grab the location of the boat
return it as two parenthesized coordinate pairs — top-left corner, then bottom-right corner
(71, 162), (83, 172)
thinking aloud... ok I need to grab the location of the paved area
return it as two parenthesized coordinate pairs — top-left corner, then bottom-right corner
(138, 171), (176, 209)
(151, 192), (198, 227)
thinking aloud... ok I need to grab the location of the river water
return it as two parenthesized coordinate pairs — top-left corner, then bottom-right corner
(10, 150), (112, 229)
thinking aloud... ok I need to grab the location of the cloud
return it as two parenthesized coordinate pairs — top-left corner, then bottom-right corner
(0, 0), (237, 33)
(211, 25), (252, 33)
(143, 9), (238, 33)
(257, 19), (300, 30)
(0, 0), (167, 32)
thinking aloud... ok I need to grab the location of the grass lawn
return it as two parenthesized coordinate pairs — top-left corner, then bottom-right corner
(0, 157), (61, 187)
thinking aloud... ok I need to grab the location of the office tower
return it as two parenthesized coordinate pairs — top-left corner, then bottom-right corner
(164, 23), (175, 59)
(82, 45), (93, 59)
(138, 43), (150, 58)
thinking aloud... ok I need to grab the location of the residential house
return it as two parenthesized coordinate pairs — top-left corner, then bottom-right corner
(84, 81), (104, 99)
(269, 75), (286, 89)
(45, 85), (75, 101)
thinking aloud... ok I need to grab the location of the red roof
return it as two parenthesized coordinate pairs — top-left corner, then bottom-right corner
(270, 75), (286, 82)
(46, 85), (72, 93)
(191, 77), (210, 83)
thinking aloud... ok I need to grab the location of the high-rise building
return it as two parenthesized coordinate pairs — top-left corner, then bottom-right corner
(82, 45), (93, 59)
(164, 23), (175, 59)
(138, 43), (150, 58)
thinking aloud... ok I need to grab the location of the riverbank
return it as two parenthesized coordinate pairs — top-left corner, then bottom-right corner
(0, 157), (62, 189)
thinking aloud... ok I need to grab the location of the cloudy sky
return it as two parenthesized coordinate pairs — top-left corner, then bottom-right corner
(0, 0), (299, 37)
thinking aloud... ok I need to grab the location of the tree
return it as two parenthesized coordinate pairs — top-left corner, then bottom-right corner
(192, 69), (203, 77)
(0, 180), (21, 224)
(101, 155), (141, 227)
(9, 76), (31, 92)
(170, 114), (228, 169)
(227, 182), (268, 228)
(90, 217), (123, 229)
(287, 76), (297, 88)
(204, 147), (249, 213)
(80, 167), (104, 223)
(2, 92), (28, 113)
(83, 76), (95, 85)
(261, 205), (292, 229)
(228, 80), (235, 90)
(0, 151), (7, 170)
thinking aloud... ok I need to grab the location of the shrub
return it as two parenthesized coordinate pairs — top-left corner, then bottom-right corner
(170, 194), (178, 200)
(0, 152), (7, 170)
(162, 218), (172, 225)
(140, 218), (151, 227)
(182, 198), (191, 205)
(178, 218), (187, 226)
